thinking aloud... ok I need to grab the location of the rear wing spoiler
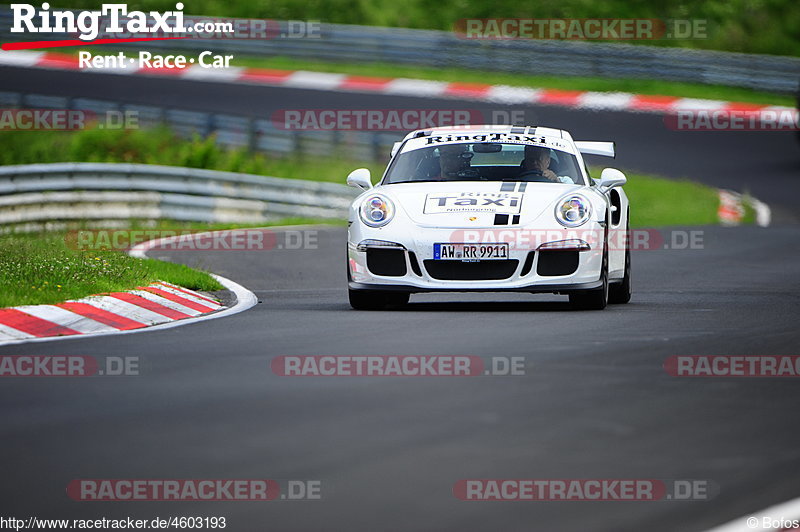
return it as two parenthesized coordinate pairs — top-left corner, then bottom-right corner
(575, 141), (615, 158)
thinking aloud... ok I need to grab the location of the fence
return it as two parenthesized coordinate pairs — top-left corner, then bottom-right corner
(0, 162), (358, 230)
(0, 9), (798, 93)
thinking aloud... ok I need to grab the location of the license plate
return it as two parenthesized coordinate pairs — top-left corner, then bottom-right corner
(433, 243), (509, 261)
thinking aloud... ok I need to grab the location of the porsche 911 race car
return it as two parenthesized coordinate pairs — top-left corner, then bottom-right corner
(346, 125), (631, 310)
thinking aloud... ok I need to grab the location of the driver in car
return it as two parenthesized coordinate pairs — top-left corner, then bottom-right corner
(435, 144), (474, 179)
(521, 145), (574, 183)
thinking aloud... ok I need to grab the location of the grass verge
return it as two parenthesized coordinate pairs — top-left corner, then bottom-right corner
(0, 218), (338, 307)
(610, 171), (720, 227)
(0, 127), (371, 183)
(0, 231), (222, 307)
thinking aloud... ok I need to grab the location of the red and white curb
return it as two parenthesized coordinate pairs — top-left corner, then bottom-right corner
(0, 282), (222, 343)
(0, 231), (258, 346)
(718, 189), (771, 227)
(0, 50), (793, 115)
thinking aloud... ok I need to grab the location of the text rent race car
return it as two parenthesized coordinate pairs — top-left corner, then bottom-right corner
(346, 125), (631, 310)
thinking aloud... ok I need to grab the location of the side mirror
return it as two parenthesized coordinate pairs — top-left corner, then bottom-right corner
(347, 168), (372, 191)
(595, 168), (627, 191)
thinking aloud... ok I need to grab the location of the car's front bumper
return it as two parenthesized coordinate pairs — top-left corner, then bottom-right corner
(348, 223), (605, 293)
(348, 280), (604, 293)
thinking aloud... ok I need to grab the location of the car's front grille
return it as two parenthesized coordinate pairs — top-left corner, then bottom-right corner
(536, 250), (579, 276)
(422, 260), (519, 281)
(367, 248), (407, 276)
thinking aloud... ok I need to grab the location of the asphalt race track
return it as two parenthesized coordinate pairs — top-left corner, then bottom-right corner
(1, 64), (800, 531)
(1, 225), (800, 531)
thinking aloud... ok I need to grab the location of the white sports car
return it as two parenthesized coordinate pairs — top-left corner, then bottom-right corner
(346, 125), (631, 310)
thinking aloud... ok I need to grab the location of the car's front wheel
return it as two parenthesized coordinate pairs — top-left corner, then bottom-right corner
(348, 289), (409, 310)
(569, 249), (608, 310)
(609, 238), (631, 304)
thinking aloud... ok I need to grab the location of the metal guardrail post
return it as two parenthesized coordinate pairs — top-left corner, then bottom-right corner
(0, 163), (358, 229)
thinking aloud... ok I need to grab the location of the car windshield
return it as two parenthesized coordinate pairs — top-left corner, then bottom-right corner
(383, 142), (585, 185)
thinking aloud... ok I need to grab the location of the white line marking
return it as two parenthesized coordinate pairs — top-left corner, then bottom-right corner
(752, 198), (772, 227)
(578, 91), (635, 111)
(0, 51), (45, 67)
(384, 78), (449, 97)
(672, 98), (729, 111)
(485, 85), (542, 104)
(284, 71), (347, 90)
(760, 106), (797, 112)
(181, 65), (246, 81)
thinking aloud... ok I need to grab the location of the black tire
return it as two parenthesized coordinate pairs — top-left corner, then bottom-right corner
(569, 248), (608, 310)
(348, 289), (409, 310)
(609, 224), (632, 304)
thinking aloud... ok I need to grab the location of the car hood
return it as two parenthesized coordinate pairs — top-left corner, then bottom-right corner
(383, 181), (585, 227)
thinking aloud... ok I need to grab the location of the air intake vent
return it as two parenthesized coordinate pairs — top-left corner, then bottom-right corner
(423, 260), (518, 281)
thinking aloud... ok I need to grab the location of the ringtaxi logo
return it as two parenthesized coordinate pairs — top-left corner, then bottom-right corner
(6, 4), (320, 49)
(10, 3), (189, 41)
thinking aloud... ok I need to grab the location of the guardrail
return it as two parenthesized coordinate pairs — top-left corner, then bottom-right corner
(1, 9), (798, 93)
(0, 90), (401, 163)
(0, 162), (357, 229)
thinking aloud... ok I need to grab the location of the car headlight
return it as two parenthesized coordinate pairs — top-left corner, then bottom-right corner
(359, 194), (395, 227)
(555, 195), (591, 227)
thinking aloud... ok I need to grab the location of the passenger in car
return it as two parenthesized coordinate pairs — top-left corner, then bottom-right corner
(521, 145), (574, 184)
